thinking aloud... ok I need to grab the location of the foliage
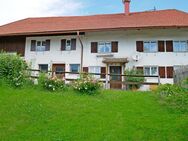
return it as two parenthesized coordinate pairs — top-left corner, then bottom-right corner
(39, 73), (66, 91)
(156, 84), (188, 113)
(181, 77), (188, 89)
(156, 84), (186, 96)
(72, 74), (102, 94)
(124, 69), (145, 90)
(0, 53), (27, 87)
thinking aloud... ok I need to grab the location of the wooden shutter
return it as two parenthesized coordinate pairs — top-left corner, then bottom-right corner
(83, 67), (88, 73)
(159, 67), (166, 78)
(45, 40), (50, 51)
(158, 41), (165, 52)
(71, 39), (76, 50)
(136, 41), (144, 52)
(137, 67), (144, 73)
(111, 41), (118, 53)
(61, 39), (66, 51)
(91, 42), (98, 53)
(167, 66), (174, 78)
(101, 67), (106, 78)
(166, 41), (173, 52)
(31, 40), (36, 51)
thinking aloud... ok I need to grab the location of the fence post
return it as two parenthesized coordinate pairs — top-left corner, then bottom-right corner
(158, 76), (161, 85)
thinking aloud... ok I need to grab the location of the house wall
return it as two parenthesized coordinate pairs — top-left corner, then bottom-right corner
(24, 28), (188, 84)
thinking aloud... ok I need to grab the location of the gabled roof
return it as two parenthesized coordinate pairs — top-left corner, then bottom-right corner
(0, 9), (188, 37)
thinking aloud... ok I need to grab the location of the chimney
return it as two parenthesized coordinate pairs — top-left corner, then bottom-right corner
(123, 0), (131, 15)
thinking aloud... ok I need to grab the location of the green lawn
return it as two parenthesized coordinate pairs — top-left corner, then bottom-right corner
(0, 85), (188, 141)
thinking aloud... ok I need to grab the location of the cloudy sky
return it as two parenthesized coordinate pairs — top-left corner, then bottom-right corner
(0, 0), (188, 25)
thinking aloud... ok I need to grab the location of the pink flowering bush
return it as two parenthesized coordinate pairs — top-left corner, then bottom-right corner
(39, 73), (65, 91)
(72, 74), (102, 94)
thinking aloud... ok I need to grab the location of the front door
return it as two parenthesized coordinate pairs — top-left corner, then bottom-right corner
(110, 66), (122, 89)
(52, 64), (65, 79)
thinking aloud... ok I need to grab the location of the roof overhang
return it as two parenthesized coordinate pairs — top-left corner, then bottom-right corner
(0, 26), (188, 37)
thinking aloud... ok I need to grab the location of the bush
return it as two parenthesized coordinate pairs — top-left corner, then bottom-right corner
(156, 84), (188, 113)
(0, 53), (27, 87)
(72, 74), (102, 95)
(125, 69), (145, 90)
(156, 84), (186, 96)
(39, 73), (66, 91)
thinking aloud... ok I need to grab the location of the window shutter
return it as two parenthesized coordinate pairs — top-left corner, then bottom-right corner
(31, 40), (36, 51)
(159, 67), (166, 78)
(61, 39), (66, 51)
(83, 67), (88, 73)
(167, 66), (174, 78)
(136, 67), (144, 73)
(158, 41), (165, 52)
(166, 41), (173, 52)
(136, 41), (144, 52)
(101, 67), (106, 78)
(71, 39), (76, 50)
(45, 40), (50, 51)
(111, 41), (118, 53)
(91, 42), (98, 53)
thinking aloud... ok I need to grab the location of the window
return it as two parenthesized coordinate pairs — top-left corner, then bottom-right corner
(98, 42), (111, 53)
(39, 64), (48, 72)
(36, 41), (46, 52)
(144, 41), (157, 52)
(173, 41), (188, 52)
(144, 66), (158, 76)
(66, 40), (71, 51)
(89, 66), (101, 79)
(70, 64), (80, 73)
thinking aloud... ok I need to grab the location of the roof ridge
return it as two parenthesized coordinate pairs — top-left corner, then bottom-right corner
(20, 9), (187, 20)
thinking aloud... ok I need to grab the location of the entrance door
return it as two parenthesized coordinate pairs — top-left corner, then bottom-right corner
(110, 66), (122, 89)
(52, 64), (65, 79)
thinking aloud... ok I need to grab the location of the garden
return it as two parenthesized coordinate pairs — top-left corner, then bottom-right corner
(0, 53), (188, 141)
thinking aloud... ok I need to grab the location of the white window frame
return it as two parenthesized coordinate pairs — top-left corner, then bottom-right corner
(89, 66), (101, 79)
(36, 41), (46, 52)
(173, 41), (188, 52)
(98, 42), (112, 53)
(70, 64), (80, 73)
(143, 41), (158, 53)
(39, 64), (48, 72)
(144, 66), (158, 76)
(66, 40), (71, 51)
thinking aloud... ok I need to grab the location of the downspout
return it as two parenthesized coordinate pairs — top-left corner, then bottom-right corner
(77, 31), (84, 72)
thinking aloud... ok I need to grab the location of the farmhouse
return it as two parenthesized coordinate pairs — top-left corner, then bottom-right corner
(0, 0), (188, 89)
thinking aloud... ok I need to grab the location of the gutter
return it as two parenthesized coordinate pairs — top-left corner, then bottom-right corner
(77, 31), (84, 72)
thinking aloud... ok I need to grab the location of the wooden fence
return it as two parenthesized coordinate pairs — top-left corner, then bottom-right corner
(174, 66), (188, 87)
(27, 69), (160, 90)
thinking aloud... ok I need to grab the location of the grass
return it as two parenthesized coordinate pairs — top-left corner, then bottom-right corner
(0, 85), (188, 141)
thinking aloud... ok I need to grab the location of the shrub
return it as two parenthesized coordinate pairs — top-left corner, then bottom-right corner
(156, 84), (186, 96)
(0, 53), (27, 87)
(39, 74), (66, 91)
(72, 74), (102, 95)
(156, 84), (188, 113)
(124, 69), (145, 90)
(181, 77), (188, 89)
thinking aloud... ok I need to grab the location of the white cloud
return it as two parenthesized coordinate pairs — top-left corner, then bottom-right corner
(0, 0), (85, 25)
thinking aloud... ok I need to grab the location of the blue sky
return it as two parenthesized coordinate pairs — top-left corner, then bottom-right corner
(81, 0), (188, 15)
(0, 0), (188, 25)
